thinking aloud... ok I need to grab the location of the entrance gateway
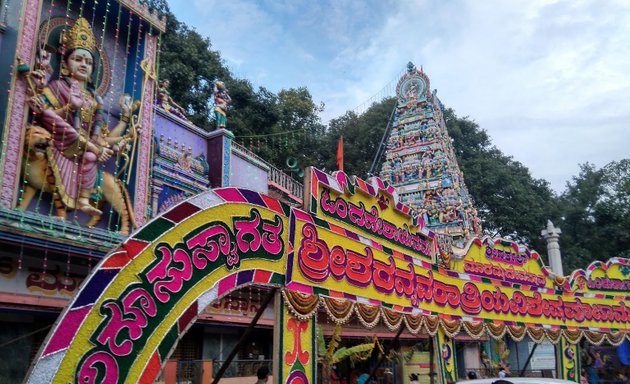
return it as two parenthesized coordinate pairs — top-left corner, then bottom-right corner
(25, 170), (630, 383)
(2, 0), (625, 381)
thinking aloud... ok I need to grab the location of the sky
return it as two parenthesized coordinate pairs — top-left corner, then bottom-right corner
(170, 0), (630, 193)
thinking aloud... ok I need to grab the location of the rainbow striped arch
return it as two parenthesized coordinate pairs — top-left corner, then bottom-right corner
(25, 188), (291, 384)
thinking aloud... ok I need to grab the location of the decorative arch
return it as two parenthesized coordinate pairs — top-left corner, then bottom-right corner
(25, 188), (291, 383)
(23, 172), (630, 384)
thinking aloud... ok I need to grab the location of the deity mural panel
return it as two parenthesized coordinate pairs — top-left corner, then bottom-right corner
(15, 1), (159, 234)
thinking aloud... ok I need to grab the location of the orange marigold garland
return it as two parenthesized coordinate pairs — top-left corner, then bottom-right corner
(322, 297), (354, 324)
(381, 308), (404, 331)
(355, 303), (381, 329)
(282, 289), (320, 321)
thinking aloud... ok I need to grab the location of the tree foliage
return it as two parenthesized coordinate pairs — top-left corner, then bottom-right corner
(158, 13), (325, 174)
(558, 160), (630, 271)
(159, 12), (230, 129)
(322, 98), (396, 177)
(157, 11), (629, 273)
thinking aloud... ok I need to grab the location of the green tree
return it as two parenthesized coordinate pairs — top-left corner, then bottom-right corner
(158, 13), (326, 168)
(140, 0), (169, 14)
(158, 12), (231, 129)
(226, 79), (279, 137)
(273, 87), (324, 170)
(157, 12), (325, 167)
(323, 98), (396, 177)
(558, 160), (630, 271)
(236, 87), (325, 174)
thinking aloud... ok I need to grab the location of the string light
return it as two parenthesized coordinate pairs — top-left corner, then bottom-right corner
(104, 0), (123, 231)
(0, 0), (8, 25)
(145, 25), (160, 219)
(78, 0), (85, 19)
(64, 251), (71, 291)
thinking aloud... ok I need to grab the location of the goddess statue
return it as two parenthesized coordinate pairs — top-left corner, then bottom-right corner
(213, 80), (231, 129)
(26, 18), (134, 217)
(156, 79), (188, 120)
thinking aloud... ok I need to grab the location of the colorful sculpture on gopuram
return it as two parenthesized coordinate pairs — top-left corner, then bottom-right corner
(379, 62), (480, 265)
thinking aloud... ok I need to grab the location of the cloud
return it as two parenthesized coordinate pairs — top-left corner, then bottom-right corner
(173, 0), (630, 193)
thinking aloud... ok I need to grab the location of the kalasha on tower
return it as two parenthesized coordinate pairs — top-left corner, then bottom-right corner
(380, 62), (481, 249)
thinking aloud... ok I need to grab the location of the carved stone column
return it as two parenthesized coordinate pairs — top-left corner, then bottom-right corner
(542, 220), (563, 275)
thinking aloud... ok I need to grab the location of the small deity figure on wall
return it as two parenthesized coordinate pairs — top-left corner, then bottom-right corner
(420, 151), (433, 179)
(468, 208), (482, 236)
(157, 79), (188, 120)
(213, 80), (232, 129)
(440, 205), (458, 223)
(19, 17), (138, 234)
(406, 82), (419, 100)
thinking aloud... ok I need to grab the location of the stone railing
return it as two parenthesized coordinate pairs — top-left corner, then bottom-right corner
(268, 166), (303, 200)
(230, 141), (303, 202)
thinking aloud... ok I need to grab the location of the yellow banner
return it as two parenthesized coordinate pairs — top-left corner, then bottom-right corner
(289, 216), (630, 330)
(307, 169), (435, 262)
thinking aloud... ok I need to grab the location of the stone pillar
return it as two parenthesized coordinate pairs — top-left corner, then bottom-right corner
(206, 129), (234, 188)
(542, 220), (563, 275)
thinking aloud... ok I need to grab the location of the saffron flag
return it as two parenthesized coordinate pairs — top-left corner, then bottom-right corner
(337, 135), (343, 171)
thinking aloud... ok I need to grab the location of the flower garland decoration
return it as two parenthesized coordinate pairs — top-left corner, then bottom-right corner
(545, 329), (563, 344)
(355, 303), (381, 329)
(507, 326), (527, 342)
(322, 297), (354, 324)
(487, 323), (507, 340)
(440, 318), (462, 338)
(606, 331), (626, 346)
(381, 308), (404, 331)
(424, 316), (440, 336)
(462, 321), (485, 339)
(584, 331), (606, 346)
(282, 289), (320, 321)
(281, 289), (630, 346)
(527, 327), (547, 343)
(562, 328), (583, 345)
(403, 314), (423, 335)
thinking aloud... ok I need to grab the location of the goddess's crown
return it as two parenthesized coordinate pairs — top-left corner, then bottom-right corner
(61, 17), (96, 54)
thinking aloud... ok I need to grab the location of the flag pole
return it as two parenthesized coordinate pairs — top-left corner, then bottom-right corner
(336, 135), (344, 171)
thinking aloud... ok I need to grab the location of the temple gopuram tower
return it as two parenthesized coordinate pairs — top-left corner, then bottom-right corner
(380, 62), (480, 248)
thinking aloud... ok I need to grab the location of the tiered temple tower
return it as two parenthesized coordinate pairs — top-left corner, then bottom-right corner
(380, 62), (480, 245)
